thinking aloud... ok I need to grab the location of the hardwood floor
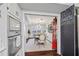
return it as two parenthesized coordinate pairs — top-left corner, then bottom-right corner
(25, 50), (60, 56)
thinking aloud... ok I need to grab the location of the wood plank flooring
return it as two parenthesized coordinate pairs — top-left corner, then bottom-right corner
(25, 50), (60, 56)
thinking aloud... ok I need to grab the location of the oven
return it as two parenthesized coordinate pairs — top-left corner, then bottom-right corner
(7, 14), (21, 56)
(8, 35), (21, 56)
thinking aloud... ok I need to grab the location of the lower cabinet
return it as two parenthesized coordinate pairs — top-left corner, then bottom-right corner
(15, 49), (22, 56)
(0, 49), (8, 56)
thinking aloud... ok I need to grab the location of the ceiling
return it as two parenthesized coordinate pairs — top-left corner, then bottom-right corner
(18, 3), (73, 14)
(26, 15), (55, 24)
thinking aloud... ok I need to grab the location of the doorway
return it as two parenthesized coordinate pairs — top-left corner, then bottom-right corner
(24, 14), (58, 56)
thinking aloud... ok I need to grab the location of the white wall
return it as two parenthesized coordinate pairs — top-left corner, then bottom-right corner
(22, 10), (61, 55)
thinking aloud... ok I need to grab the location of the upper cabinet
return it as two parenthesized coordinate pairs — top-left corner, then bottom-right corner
(7, 3), (22, 20)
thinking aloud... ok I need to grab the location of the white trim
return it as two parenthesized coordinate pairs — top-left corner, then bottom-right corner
(23, 10), (60, 16)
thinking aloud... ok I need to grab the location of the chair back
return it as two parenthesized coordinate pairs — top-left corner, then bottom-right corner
(39, 34), (46, 41)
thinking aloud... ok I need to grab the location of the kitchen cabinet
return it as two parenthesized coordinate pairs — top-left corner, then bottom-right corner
(0, 4), (8, 55)
(7, 3), (22, 56)
(15, 48), (22, 56)
(7, 3), (21, 20)
(0, 49), (8, 56)
(16, 35), (21, 47)
(0, 3), (22, 56)
(7, 4), (15, 16)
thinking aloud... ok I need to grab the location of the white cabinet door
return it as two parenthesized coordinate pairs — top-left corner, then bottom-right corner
(16, 35), (21, 47)
(0, 50), (8, 56)
(0, 4), (7, 52)
(14, 4), (21, 19)
(7, 4), (15, 16)
(7, 3), (21, 20)
(15, 49), (22, 56)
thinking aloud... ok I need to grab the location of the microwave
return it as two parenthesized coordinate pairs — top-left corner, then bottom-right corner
(8, 15), (21, 31)
(8, 14), (21, 37)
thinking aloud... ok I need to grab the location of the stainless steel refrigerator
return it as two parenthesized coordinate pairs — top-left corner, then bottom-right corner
(61, 5), (77, 56)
